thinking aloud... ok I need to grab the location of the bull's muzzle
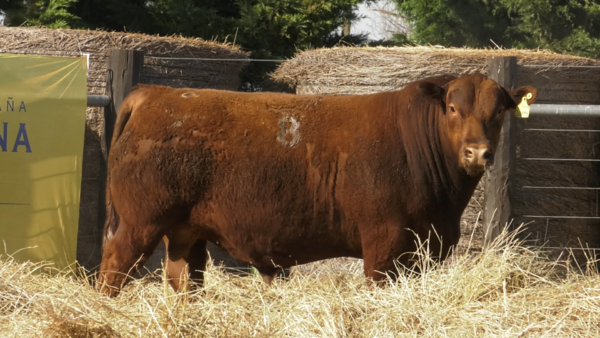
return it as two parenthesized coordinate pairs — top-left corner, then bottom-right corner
(464, 144), (492, 173)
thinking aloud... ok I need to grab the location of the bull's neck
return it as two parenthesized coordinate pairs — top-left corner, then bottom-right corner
(399, 97), (481, 213)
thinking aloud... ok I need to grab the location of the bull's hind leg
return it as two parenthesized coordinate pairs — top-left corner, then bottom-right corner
(164, 231), (208, 293)
(98, 220), (164, 297)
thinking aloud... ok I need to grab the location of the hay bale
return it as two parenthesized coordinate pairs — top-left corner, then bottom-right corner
(272, 46), (600, 255)
(0, 27), (250, 272)
(0, 27), (249, 95)
(272, 46), (600, 96)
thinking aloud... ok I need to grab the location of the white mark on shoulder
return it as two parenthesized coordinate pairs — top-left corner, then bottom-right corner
(169, 121), (183, 128)
(277, 115), (301, 148)
(181, 92), (198, 98)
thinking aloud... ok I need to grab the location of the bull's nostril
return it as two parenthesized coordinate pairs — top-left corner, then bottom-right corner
(465, 148), (474, 159)
(483, 151), (492, 161)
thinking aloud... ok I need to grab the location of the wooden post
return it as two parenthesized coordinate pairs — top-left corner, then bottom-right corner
(97, 49), (144, 262)
(484, 56), (517, 245)
(102, 49), (144, 158)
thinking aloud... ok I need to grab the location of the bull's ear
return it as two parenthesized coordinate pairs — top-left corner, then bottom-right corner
(507, 86), (538, 109)
(418, 81), (446, 102)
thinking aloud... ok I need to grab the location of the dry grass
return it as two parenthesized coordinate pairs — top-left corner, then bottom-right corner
(1, 227), (599, 337)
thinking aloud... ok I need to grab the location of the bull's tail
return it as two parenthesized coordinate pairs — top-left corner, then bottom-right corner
(102, 173), (119, 249)
(102, 86), (143, 248)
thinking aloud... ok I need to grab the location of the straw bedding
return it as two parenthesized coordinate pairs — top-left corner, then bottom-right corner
(1, 229), (598, 337)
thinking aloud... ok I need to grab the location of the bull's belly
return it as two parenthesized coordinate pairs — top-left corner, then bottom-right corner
(207, 228), (361, 270)
(189, 201), (362, 269)
(219, 240), (361, 269)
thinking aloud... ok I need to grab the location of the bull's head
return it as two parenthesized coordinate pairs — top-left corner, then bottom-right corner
(419, 74), (537, 176)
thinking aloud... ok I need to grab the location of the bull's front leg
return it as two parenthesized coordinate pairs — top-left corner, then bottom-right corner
(359, 219), (419, 283)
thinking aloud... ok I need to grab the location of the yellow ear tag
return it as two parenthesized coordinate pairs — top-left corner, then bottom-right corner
(516, 93), (533, 118)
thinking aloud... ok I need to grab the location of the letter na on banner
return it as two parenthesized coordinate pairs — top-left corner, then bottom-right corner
(0, 54), (87, 270)
(0, 122), (32, 152)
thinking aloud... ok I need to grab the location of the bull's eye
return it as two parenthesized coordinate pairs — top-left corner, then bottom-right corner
(449, 105), (456, 113)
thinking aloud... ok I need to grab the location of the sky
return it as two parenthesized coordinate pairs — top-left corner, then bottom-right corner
(351, 2), (392, 41)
